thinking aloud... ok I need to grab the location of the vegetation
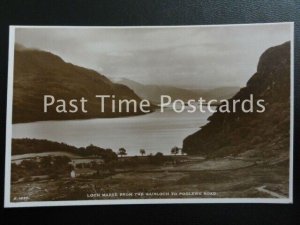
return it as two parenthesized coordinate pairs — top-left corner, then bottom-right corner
(11, 139), (179, 183)
(118, 148), (127, 157)
(104, 152), (172, 170)
(171, 146), (180, 155)
(140, 149), (146, 156)
(12, 138), (117, 162)
(11, 155), (71, 182)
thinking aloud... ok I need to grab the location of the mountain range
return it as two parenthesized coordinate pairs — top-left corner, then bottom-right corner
(13, 44), (149, 123)
(115, 78), (240, 104)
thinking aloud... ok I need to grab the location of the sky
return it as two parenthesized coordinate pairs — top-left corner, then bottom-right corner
(15, 23), (291, 89)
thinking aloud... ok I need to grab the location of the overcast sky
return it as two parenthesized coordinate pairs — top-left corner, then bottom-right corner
(15, 23), (291, 89)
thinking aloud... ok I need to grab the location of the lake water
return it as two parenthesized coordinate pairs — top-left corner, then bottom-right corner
(12, 107), (213, 156)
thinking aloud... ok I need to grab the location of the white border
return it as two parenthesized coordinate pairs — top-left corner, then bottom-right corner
(4, 22), (294, 207)
(289, 22), (294, 203)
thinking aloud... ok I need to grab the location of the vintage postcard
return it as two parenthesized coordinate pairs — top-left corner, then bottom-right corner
(5, 23), (294, 207)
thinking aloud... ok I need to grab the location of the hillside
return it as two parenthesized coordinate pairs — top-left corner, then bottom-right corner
(182, 42), (291, 157)
(12, 138), (117, 161)
(13, 45), (150, 123)
(117, 78), (239, 104)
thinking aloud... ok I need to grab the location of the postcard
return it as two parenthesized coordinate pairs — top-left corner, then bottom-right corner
(4, 23), (294, 207)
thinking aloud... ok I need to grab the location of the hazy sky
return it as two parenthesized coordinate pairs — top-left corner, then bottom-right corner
(15, 23), (291, 89)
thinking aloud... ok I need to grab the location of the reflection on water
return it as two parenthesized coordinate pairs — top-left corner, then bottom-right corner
(12, 107), (213, 156)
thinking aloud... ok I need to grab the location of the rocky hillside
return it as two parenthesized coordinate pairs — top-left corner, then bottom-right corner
(183, 42), (291, 157)
(13, 45), (150, 123)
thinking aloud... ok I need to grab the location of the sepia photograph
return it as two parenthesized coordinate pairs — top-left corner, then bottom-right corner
(5, 23), (293, 207)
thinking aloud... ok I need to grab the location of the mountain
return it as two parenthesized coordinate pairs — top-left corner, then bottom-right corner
(116, 78), (201, 103)
(116, 78), (240, 104)
(196, 86), (241, 101)
(182, 42), (291, 157)
(13, 45), (150, 123)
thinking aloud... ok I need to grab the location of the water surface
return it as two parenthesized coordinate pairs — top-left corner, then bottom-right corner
(12, 107), (213, 156)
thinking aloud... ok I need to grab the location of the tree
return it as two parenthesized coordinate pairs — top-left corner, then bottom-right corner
(155, 152), (164, 157)
(140, 149), (146, 156)
(171, 146), (179, 155)
(103, 148), (118, 162)
(118, 148), (127, 157)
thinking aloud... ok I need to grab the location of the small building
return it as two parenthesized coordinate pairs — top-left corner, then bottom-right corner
(70, 170), (76, 178)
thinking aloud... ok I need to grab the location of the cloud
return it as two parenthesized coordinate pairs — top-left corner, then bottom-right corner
(15, 24), (291, 88)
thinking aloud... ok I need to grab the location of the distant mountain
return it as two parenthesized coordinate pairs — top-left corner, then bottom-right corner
(116, 78), (240, 104)
(13, 45), (150, 123)
(195, 86), (241, 101)
(183, 42), (290, 158)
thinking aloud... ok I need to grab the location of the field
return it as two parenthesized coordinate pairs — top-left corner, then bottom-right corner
(10, 151), (289, 201)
